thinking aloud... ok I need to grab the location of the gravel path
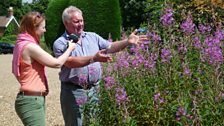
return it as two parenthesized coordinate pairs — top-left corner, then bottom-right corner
(0, 54), (64, 126)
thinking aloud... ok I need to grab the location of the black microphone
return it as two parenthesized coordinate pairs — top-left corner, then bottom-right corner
(68, 34), (79, 43)
(65, 34), (79, 50)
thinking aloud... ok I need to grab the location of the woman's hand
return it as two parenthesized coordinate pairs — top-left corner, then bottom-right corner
(67, 41), (76, 50)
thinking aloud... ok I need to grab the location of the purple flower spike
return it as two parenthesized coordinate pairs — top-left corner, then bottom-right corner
(180, 14), (195, 34)
(115, 87), (128, 105)
(76, 96), (87, 106)
(103, 76), (116, 90)
(176, 106), (186, 116)
(160, 7), (174, 27)
(161, 49), (172, 63)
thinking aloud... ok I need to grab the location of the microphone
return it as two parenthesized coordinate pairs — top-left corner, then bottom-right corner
(65, 34), (79, 50)
(67, 34), (79, 43)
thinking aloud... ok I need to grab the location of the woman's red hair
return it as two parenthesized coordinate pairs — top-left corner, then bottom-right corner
(19, 12), (45, 43)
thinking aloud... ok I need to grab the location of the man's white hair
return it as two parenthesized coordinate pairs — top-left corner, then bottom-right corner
(62, 6), (82, 24)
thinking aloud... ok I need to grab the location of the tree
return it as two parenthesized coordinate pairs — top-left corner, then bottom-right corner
(29, 0), (50, 14)
(0, 0), (23, 20)
(0, 0), (50, 22)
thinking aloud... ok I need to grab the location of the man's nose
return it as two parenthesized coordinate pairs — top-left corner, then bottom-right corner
(78, 21), (82, 26)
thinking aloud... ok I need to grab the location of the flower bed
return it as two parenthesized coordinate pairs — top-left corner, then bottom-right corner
(97, 6), (224, 126)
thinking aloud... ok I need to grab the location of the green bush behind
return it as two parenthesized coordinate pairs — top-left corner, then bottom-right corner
(45, 0), (69, 49)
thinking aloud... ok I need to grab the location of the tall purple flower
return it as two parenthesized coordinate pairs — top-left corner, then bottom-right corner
(131, 53), (145, 68)
(147, 32), (161, 42)
(201, 35), (223, 66)
(176, 106), (187, 121)
(193, 36), (201, 49)
(178, 43), (187, 54)
(129, 45), (140, 54)
(182, 64), (191, 76)
(198, 24), (212, 34)
(177, 107), (186, 116)
(103, 76), (116, 90)
(161, 48), (172, 63)
(89, 66), (98, 83)
(160, 7), (174, 27)
(76, 96), (87, 106)
(154, 92), (165, 110)
(79, 74), (88, 88)
(154, 92), (160, 102)
(139, 43), (146, 50)
(115, 87), (128, 106)
(214, 29), (224, 41)
(144, 53), (158, 73)
(106, 65), (113, 74)
(180, 14), (195, 34)
(176, 106), (192, 122)
(116, 52), (130, 69)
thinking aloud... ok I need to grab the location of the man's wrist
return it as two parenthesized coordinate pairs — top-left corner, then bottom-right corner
(126, 38), (130, 45)
(89, 56), (95, 64)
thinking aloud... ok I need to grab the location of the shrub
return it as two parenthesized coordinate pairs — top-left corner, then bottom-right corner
(45, 0), (69, 49)
(0, 35), (17, 44)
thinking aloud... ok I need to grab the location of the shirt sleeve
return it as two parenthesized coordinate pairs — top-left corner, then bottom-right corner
(93, 33), (111, 50)
(53, 37), (67, 58)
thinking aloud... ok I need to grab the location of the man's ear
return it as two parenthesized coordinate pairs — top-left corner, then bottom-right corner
(64, 19), (71, 26)
(64, 21), (68, 26)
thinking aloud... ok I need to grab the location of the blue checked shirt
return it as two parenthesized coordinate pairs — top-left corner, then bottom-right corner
(53, 31), (111, 85)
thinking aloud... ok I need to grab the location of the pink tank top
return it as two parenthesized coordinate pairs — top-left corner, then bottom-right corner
(17, 57), (48, 92)
(17, 44), (48, 92)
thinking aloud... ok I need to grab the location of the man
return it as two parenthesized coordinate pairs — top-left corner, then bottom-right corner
(53, 6), (146, 126)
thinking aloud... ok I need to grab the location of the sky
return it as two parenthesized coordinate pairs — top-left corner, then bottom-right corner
(22, 0), (33, 4)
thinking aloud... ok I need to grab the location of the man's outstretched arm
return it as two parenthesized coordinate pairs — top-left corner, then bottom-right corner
(64, 49), (112, 68)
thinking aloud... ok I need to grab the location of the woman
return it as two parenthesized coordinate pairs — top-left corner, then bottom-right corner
(12, 11), (75, 126)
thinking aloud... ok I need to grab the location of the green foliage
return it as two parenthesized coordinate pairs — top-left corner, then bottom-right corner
(30, 0), (50, 14)
(69, 0), (122, 40)
(98, 83), (125, 125)
(0, 0), (23, 19)
(119, 0), (147, 30)
(4, 21), (19, 36)
(145, 0), (165, 26)
(45, 0), (69, 49)
(40, 37), (52, 54)
(0, 35), (17, 44)
(174, 0), (224, 25)
(0, 0), (50, 26)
